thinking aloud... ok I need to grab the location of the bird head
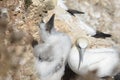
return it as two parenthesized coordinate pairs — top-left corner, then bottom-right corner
(76, 37), (89, 49)
(75, 37), (89, 70)
(39, 14), (55, 33)
(39, 14), (55, 41)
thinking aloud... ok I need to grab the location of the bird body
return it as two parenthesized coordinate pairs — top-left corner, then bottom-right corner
(35, 56), (65, 80)
(34, 32), (71, 80)
(68, 46), (120, 78)
(33, 14), (72, 80)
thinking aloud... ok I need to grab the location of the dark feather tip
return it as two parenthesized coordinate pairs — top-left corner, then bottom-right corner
(46, 14), (55, 33)
(67, 9), (84, 16)
(31, 40), (38, 48)
(92, 31), (112, 39)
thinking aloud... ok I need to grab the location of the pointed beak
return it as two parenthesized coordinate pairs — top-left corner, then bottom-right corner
(46, 14), (55, 33)
(77, 46), (86, 70)
(76, 38), (88, 70)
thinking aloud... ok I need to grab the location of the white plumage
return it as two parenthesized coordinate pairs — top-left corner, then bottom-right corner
(33, 14), (72, 80)
(33, 1), (116, 79)
(53, 0), (96, 36)
(39, 21), (50, 41)
(68, 38), (120, 78)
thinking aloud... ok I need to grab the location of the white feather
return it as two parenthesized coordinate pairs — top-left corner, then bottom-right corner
(54, 0), (96, 36)
(39, 22), (50, 41)
(34, 20), (72, 80)
(68, 47), (120, 77)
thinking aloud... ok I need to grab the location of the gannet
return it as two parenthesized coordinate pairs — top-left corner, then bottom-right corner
(52, 0), (112, 38)
(51, 0), (95, 35)
(32, 14), (72, 80)
(68, 37), (120, 79)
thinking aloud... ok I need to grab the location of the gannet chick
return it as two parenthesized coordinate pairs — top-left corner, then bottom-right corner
(32, 39), (64, 80)
(68, 38), (120, 79)
(66, 9), (84, 16)
(33, 14), (72, 80)
(92, 30), (112, 39)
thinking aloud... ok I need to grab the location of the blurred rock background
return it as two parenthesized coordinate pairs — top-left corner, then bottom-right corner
(0, 0), (120, 80)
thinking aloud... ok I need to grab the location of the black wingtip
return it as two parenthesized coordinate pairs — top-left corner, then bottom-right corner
(46, 14), (55, 33)
(92, 31), (112, 39)
(31, 40), (38, 48)
(67, 9), (84, 16)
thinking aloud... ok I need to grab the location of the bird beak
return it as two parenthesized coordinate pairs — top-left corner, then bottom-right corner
(79, 47), (86, 62)
(76, 45), (86, 70)
(76, 37), (88, 70)
(46, 14), (55, 33)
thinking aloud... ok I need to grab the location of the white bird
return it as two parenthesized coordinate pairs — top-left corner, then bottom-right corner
(52, 0), (96, 35)
(68, 37), (120, 79)
(32, 14), (72, 80)
(52, 0), (112, 38)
